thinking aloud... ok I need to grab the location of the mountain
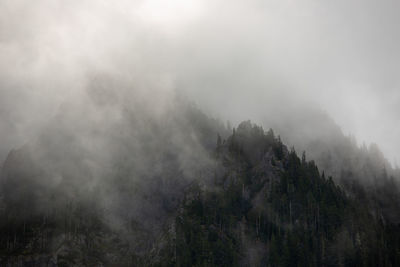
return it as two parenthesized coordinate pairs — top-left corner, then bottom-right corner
(0, 103), (400, 266)
(0, 95), (227, 266)
(155, 121), (400, 266)
(266, 108), (400, 225)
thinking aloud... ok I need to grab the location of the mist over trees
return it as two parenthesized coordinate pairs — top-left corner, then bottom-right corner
(1, 0), (400, 266)
(1, 96), (400, 265)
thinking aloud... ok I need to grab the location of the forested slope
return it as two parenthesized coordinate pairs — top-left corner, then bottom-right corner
(0, 114), (399, 266)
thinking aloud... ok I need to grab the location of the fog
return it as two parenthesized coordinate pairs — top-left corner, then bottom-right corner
(1, 0), (400, 163)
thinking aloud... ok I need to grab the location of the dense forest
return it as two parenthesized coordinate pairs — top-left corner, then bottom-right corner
(0, 106), (400, 266)
(157, 121), (400, 266)
(2, 0), (400, 266)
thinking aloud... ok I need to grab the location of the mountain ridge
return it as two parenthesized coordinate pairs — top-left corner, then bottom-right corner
(0, 105), (399, 266)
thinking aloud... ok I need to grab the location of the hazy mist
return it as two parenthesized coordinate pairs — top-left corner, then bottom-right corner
(1, 0), (400, 163)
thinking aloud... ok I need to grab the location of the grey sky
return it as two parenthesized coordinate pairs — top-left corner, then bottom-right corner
(1, 0), (400, 163)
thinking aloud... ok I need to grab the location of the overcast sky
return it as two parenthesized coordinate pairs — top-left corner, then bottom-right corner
(1, 0), (400, 163)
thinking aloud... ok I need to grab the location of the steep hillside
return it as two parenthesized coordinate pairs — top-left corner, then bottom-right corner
(156, 121), (400, 266)
(0, 118), (399, 266)
(267, 108), (400, 224)
(0, 98), (228, 266)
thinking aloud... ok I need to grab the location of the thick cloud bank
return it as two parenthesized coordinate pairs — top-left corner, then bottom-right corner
(1, 0), (400, 162)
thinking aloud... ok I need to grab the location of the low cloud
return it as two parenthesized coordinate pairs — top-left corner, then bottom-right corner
(0, 0), (400, 163)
